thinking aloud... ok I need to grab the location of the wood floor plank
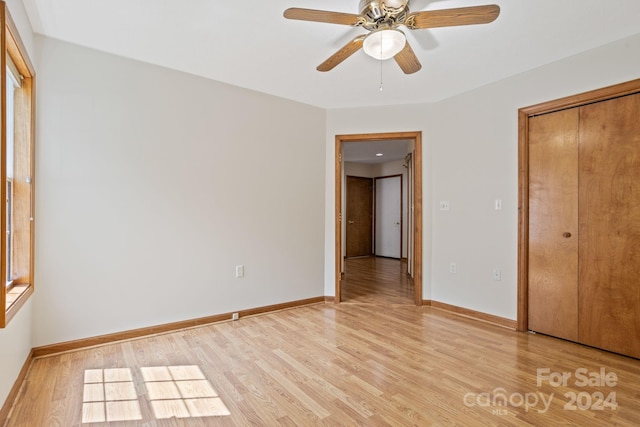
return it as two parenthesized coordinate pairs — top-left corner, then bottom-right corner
(342, 257), (414, 304)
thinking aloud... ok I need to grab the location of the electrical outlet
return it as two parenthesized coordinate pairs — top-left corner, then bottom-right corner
(440, 200), (450, 211)
(493, 268), (502, 281)
(232, 312), (239, 321)
(235, 265), (244, 278)
(449, 262), (457, 274)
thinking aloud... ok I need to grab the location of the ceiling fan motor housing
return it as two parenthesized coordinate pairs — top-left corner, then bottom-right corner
(359, 0), (409, 30)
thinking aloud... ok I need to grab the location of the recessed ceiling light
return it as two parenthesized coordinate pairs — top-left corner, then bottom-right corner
(376, 153), (383, 157)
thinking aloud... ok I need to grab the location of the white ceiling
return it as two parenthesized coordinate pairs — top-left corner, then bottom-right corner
(21, 0), (640, 109)
(344, 139), (410, 164)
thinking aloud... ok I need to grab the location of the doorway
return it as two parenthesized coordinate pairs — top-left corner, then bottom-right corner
(335, 131), (422, 305)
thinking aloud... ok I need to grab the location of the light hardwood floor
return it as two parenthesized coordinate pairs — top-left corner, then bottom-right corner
(341, 257), (414, 305)
(5, 302), (640, 426)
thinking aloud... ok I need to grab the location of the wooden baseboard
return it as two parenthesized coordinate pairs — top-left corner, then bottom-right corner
(0, 349), (33, 426)
(424, 300), (517, 329)
(32, 296), (325, 358)
(324, 296), (335, 303)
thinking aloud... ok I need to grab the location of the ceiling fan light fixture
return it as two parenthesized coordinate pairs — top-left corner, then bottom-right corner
(363, 28), (406, 60)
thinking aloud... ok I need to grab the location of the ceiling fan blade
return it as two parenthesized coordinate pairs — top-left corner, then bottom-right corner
(284, 8), (362, 26)
(406, 5), (500, 29)
(394, 41), (422, 74)
(317, 35), (366, 72)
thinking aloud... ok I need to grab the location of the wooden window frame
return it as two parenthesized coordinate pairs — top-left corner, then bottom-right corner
(1, 2), (35, 328)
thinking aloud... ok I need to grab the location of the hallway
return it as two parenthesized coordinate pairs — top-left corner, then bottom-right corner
(341, 257), (414, 304)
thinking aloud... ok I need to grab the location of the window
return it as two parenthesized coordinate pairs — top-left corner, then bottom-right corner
(6, 59), (17, 284)
(1, 2), (35, 328)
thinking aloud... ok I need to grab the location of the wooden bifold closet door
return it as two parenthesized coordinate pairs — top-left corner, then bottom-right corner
(528, 108), (579, 342)
(528, 92), (640, 359)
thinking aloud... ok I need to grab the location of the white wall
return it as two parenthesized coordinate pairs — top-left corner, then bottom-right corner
(0, 0), (36, 411)
(325, 33), (640, 319)
(32, 37), (326, 346)
(344, 161), (376, 178)
(0, 299), (32, 410)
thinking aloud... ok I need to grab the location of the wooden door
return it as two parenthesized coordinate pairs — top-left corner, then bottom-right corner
(578, 93), (640, 358)
(375, 176), (402, 258)
(528, 108), (580, 341)
(346, 176), (373, 258)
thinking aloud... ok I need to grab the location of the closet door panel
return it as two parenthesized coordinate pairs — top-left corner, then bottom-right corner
(528, 108), (579, 341)
(579, 93), (640, 358)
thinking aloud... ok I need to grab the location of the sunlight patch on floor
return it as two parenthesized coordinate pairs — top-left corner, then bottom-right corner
(141, 365), (231, 419)
(82, 368), (142, 423)
(81, 365), (230, 423)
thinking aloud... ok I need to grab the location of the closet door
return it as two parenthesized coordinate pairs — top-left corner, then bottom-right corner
(528, 108), (579, 341)
(578, 93), (640, 358)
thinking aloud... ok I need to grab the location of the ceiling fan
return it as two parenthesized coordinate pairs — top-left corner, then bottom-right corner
(283, 1), (500, 74)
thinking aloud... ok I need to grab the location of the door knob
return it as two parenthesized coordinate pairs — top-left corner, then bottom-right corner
(563, 232), (572, 238)
(348, 220), (355, 224)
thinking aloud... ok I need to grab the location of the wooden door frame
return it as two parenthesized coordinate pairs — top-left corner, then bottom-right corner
(335, 131), (422, 305)
(517, 78), (640, 331)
